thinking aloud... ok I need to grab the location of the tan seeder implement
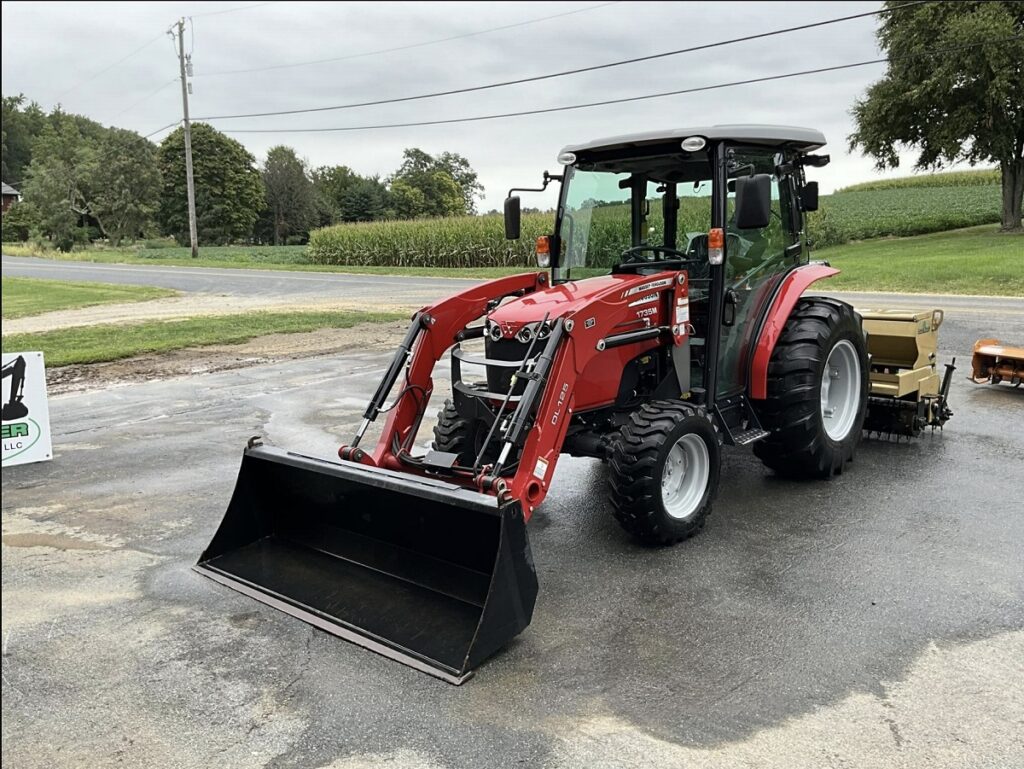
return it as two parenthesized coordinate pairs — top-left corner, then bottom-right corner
(970, 339), (1024, 387)
(858, 308), (955, 437)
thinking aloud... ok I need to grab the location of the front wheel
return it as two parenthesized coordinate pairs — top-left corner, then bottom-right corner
(753, 297), (868, 479)
(608, 401), (721, 546)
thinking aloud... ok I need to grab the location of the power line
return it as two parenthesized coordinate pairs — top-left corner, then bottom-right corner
(50, 31), (166, 103)
(110, 78), (178, 121)
(217, 37), (1019, 135)
(189, 1), (276, 19)
(193, 1), (930, 122)
(195, 1), (621, 77)
(144, 120), (181, 139)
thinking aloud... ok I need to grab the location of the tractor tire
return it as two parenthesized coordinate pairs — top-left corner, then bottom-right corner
(431, 398), (501, 467)
(752, 297), (868, 479)
(432, 400), (476, 465)
(608, 400), (721, 546)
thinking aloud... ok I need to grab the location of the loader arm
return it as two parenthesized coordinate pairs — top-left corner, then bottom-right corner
(339, 271), (550, 469)
(497, 272), (688, 518)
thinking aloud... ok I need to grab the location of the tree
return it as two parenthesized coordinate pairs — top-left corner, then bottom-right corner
(435, 151), (484, 214)
(90, 129), (161, 245)
(849, 2), (1024, 230)
(339, 177), (388, 222)
(261, 145), (316, 244)
(2, 94), (46, 183)
(390, 148), (482, 217)
(389, 178), (427, 219)
(1, 200), (41, 242)
(158, 123), (264, 244)
(310, 164), (360, 224)
(21, 111), (95, 250)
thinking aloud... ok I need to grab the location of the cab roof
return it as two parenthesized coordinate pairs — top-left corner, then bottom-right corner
(562, 124), (827, 155)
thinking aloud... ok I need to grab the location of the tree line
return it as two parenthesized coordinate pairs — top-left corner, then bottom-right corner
(1, 94), (484, 248)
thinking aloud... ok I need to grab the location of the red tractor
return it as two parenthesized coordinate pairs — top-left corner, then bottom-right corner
(198, 125), (871, 683)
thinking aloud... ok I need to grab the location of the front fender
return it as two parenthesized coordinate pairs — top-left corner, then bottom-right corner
(748, 264), (840, 400)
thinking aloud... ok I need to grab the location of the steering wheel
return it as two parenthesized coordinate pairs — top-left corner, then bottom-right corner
(619, 245), (694, 265)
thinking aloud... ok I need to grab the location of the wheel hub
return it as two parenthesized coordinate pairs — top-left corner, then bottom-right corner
(661, 433), (710, 521)
(820, 339), (861, 440)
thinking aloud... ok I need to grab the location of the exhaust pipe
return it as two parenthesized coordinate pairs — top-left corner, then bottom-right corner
(196, 445), (537, 684)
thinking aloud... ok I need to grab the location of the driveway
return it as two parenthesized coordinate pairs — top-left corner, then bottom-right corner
(2, 298), (1022, 768)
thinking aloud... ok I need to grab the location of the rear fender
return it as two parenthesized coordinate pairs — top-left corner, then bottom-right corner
(748, 264), (840, 400)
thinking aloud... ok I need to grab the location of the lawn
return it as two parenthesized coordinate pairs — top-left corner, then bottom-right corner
(1, 277), (176, 319)
(1, 310), (405, 367)
(815, 225), (1024, 296)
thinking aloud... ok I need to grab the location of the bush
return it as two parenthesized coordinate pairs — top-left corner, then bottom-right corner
(2, 203), (40, 242)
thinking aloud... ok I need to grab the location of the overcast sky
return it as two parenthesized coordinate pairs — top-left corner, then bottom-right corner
(1, 0), (974, 211)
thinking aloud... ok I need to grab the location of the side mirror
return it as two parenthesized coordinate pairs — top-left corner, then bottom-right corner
(734, 174), (772, 230)
(504, 196), (521, 240)
(799, 181), (819, 212)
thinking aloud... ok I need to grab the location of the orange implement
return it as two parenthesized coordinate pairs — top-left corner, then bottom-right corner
(970, 339), (1024, 386)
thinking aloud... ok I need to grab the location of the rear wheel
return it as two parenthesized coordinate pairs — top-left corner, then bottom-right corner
(608, 401), (721, 546)
(753, 298), (868, 479)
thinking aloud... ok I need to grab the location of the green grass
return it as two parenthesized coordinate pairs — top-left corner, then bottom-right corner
(1, 310), (405, 367)
(1, 276), (176, 319)
(816, 225), (1024, 295)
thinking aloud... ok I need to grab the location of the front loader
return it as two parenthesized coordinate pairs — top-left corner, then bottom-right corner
(198, 125), (926, 682)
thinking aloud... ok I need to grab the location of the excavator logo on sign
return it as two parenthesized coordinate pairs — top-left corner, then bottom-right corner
(2, 352), (52, 467)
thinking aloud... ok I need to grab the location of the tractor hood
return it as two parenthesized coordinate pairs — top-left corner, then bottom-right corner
(487, 272), (675, 338)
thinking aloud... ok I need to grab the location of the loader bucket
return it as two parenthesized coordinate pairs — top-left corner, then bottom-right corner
(195, 445), (537, 684)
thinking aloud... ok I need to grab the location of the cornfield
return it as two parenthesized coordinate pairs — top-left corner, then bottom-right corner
(307, 180), (1002, 268)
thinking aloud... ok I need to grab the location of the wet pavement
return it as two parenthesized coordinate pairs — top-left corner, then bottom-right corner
(2, 297), (1022, 768)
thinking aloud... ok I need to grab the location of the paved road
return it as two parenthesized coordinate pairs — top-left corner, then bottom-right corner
(5, 254), (1024, 321)
(2, 254), (478, 309)
(2, 301), (1022, 768)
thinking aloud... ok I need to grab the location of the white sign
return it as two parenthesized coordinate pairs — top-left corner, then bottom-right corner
(2, 351), (53, 467)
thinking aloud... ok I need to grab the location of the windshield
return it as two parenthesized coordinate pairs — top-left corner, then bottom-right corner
(558, 164), (713, 279)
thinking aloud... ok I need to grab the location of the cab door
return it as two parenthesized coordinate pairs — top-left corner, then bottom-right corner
(715, 147), (804, 397)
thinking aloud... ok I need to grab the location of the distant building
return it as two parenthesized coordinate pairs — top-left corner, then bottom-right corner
(2, 182), (20, 212)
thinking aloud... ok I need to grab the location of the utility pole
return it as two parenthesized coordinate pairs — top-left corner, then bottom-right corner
(174, 18), (199, 258)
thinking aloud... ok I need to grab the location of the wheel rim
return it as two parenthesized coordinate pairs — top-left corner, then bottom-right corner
(820, 339), (861, 441)
(661, 433), (710, 520)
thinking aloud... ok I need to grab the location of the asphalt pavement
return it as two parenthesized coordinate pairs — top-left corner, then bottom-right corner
(2, 288), (1022, 768)
(1, 254), (478, 309)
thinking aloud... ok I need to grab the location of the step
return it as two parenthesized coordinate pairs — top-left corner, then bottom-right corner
(732, 427), (769, 446)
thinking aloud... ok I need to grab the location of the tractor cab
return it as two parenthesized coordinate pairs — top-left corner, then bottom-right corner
(504, 124), (830, 403)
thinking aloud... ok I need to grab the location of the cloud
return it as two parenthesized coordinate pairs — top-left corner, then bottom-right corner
(1, 1), (980, 211)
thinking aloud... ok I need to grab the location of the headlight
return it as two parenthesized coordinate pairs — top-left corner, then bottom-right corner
(515, 321), (552, 344)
